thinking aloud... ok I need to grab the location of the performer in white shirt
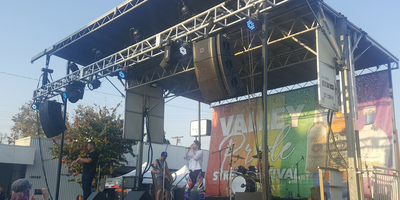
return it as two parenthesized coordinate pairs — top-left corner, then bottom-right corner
(183, 140), (204, 200)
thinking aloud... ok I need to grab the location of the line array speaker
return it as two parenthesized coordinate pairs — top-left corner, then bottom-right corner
(193, 34), (242, 102)
(39, 101), (66, 138)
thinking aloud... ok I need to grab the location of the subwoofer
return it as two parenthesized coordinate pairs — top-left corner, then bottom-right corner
(193, 34), (242, 102)
(39, 101), (66, 138)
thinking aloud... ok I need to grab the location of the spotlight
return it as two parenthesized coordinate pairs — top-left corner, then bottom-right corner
(179, 46), (187, 55)
(246, 16), (260, 31)
(118, 71), (126, 79)
(69, 63), (79, 72)
(133, 29), (142, 43)
(181, 4), (192, 19)
(118, 67), (131, 79)
(150, 82), (160, 88)
(31, 103), (39, 110)
(65, 81), (85, 103)
(247, 19), (256, 30)
(88, 79), (101, 90)
(62, 92), (67, 99)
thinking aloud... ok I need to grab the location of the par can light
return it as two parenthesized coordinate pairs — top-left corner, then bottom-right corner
(31, 103), (39, 110)
(88, 79), (101, 90)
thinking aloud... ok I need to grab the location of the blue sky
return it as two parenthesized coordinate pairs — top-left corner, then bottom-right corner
(0, 0), (398, 150)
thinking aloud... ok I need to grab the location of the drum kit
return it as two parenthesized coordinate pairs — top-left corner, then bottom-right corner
(229, 153), (273, 194)
(212, 146), (274, 199)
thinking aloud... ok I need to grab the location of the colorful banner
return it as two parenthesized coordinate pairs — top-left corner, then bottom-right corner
(356, 71), (393, 198)
(205, 71), (393, 198)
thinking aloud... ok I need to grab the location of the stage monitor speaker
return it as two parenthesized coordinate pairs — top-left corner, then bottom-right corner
(39, 101), (66, 138)
(193, 34), (242, 102)
(124, 191), (151, 200)
(235, 192), (262, 200)
(87, 192), (108, 200)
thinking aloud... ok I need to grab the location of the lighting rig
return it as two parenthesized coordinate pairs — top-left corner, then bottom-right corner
(31, 0), (287, 102)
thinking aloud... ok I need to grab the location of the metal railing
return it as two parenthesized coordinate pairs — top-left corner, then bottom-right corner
(372, 166), (400, 200)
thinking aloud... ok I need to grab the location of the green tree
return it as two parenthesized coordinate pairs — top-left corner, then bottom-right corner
(10, 101), (44, 143)
(49, 103), (134, 186)
(0, 133), (9, 144)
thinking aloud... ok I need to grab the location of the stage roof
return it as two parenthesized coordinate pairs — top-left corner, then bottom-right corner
(32, 0), (399, 104)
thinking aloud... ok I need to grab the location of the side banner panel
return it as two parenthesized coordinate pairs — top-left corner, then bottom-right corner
(205, 71), (393, 198)
(206, 87), (317, 197)
(356, 71), (393, 198)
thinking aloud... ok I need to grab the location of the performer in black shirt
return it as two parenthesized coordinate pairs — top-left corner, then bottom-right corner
(72, 142), (99, 200)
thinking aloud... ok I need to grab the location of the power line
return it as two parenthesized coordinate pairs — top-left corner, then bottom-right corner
(0, 71), (39, 81)
(0, 69), (213, 113)
(166, 104), (213, 113)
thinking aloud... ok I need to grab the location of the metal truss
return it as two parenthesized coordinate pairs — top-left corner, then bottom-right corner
(234, 15), (318, 57)
(32, 0), (292, 101)
(210, 79), (319, 107)
(211, 63), (396, 108)
(127, 13), (318, 91)
(31, 0), (148, 63)
(126, 57), (195, 89)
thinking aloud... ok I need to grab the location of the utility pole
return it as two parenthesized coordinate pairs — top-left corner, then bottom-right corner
(171, 136), (183, 145)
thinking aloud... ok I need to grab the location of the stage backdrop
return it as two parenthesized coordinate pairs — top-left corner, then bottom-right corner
(205, 71), (393, 198)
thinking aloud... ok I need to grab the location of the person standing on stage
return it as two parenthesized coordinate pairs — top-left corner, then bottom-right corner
(183, 140), (204, 200)
(72, 142), (99, 200)
(152, 152), (173, 200)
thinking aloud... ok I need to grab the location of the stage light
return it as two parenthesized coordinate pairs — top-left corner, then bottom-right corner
(88, 79), (101, 90)
(62, 92), (67, 99)
(133, 29), (142, 43)
(246, 15), (260, 31)
(69, 63), (79, 72)
(179, 46), (187, 55)
(181, 4), (192, 19)
(31, 103), (39, 110)
(247, 19), (256, 30)
(118, 71), (126, 79)
(65, 81), (85, 103)
(150, 82), (160, 88)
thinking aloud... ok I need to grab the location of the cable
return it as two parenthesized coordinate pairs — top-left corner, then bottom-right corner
(36, 111), (53, 200)
(326, 110), (348, 168)
(0, 71), (39, 81)
(105, 77), (125, 98)
(142, 110), (154, 176)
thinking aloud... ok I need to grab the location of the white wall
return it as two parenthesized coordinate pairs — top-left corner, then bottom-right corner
(16, 137), (82, 200)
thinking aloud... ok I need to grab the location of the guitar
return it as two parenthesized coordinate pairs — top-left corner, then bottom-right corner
(154, 159), (173, 183)
(158, 170), (173, 183)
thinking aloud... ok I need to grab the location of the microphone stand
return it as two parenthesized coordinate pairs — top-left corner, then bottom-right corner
(293, 156), (304, 198)
(211, 146), (229, 197)
(228, 143), (235, 200)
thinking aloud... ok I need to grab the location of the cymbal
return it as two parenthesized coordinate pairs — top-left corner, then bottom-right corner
(232, 155), (245, 159)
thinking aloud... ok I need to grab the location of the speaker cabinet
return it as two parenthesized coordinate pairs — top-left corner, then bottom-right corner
(124, 191), (151, 200)
(87, 192), (108, 200)
(193, 34), (242, 102)
(160, 44), (180, 71)
(39, 101), (66, 138)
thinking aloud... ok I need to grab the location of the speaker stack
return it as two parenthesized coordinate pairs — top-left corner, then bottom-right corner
(39, 101), (66, 138)
(193, 34), (242, 102)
